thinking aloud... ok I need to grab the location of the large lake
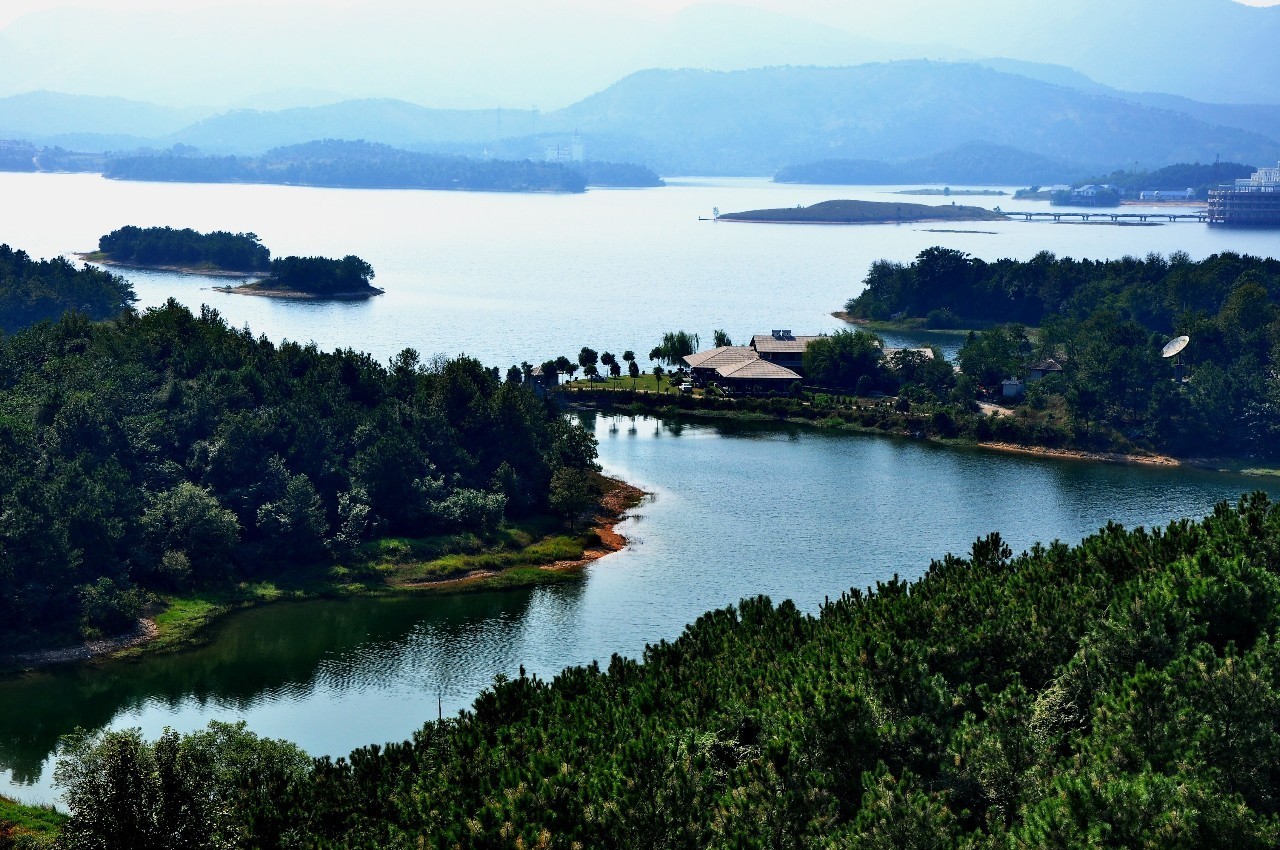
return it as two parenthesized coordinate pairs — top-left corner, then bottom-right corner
(1, 174), (1278, 803)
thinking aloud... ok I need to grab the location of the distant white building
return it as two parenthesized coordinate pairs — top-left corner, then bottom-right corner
(1235, 162), (1280, 189)
(544, 132), (585, 163)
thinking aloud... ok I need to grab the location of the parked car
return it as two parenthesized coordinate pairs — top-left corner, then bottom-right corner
(679, 382), (693, 393)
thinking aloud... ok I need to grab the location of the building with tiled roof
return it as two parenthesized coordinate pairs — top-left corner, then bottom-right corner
(749, 330), (823, 373)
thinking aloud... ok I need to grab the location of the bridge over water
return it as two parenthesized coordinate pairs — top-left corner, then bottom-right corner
(998, 210), (1209, 223)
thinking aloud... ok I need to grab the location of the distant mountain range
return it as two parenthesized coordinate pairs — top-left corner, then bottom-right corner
(1, 61), (1277, 181)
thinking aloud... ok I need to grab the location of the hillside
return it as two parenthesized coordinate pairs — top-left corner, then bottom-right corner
(548, 63), (1280, 175)
(775, 142), (1089, 186)
(3, 63), (1278, 178)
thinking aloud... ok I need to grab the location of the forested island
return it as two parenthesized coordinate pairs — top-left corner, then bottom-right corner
(103, 140), (590, 193)
(15, 494), (1280, 848)
(717, 199), (1007, 224)
(0, 244), (135, 333)
(84, 226), (271, 274)
(219, 255), (384, 299)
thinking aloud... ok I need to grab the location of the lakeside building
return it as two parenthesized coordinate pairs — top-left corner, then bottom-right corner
(683, 332), (936, 395)
(749, 331), (822, 373)
(1208, 162), (1280, 226)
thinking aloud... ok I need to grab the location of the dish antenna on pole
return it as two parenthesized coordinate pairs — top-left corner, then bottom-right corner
(1162, 335), (1191, 383)
(1161, 335), (1190, 358)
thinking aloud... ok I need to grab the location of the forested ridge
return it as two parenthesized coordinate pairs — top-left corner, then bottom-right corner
(39, 494), (1280, 848)
(0, 245), (135, 334)
(0, 301), (597, 647)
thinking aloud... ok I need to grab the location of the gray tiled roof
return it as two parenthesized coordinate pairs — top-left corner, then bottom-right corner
(684, 346), (758, 369)
(715, 359), (802, 380)
(750, 334), (822, 354)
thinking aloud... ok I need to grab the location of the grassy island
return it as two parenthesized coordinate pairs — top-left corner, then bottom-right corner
(717, 199), (1007, 224)
(218, 254), (384, 299)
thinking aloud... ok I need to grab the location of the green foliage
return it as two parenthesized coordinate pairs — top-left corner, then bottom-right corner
(54, 722), (309, 850)
(0, 244), (135, 334)
(803, 330), (888, 392)
(0, 299), (597, 645)
(97, 226), (270, 272)
(649, 330), (698, 366)
(260, 255), (376, 295)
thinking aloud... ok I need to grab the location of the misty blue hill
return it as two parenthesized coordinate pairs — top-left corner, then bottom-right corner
(170, 99), (541, 154)
(0, 91), (208, 141)
(972, 58), (1280, 150)
(546, 63), (1279, 175)
(774, 143), (1092, 187)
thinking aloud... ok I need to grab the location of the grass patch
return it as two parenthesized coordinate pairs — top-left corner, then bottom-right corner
(0, 795), (64, 843)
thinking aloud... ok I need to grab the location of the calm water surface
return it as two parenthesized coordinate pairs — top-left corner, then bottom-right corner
(1, 173), (1277, 364)
(1, 174), (1278, 803)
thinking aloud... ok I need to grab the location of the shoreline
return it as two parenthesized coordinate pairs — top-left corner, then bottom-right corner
(977, 441), (1179, 467)
(76, 253), (262, 279)
(212, 284), (385, 300)
(0, 478), (644, 674)
(567, 395), (1205, 471)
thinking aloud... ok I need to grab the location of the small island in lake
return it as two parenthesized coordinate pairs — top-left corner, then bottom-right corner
(80, 225), (272, 276)
(716, 199), (1008, 224)
(217, 254), (383, 299)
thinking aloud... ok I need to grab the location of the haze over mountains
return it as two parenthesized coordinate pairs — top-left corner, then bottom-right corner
(1, 0), (1278, 108)
(0, 0), (1277, 181)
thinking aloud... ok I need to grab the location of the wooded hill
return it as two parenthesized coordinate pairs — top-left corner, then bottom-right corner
(46, 494), (1280, 848)
(0, 299), (597, 647)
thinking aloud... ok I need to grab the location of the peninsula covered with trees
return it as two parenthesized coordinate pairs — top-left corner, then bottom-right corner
(27, 494), (1280, 848)
(87, 225), (271, 274)
(718, 199), (1006, 224)
(0, 270), (602, 652)
(839, 248), (1280, 460)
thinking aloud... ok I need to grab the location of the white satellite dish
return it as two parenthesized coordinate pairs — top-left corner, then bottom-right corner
(1162, 335), (1190, 359)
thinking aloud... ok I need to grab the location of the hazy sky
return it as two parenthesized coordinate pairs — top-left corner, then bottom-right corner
(0, 0), (1277, 108)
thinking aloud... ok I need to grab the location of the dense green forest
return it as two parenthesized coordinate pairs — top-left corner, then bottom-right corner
(0, 244), (135, 334)
(103, 140), (589, 193)
(95, 226), (271, 272)
(246, 255), (380, 295)
(39, 494), (1280, 848)
(718, 200), (1006, 224)
(0, 301), (597, 647)
(845, 249), (1280, 459)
